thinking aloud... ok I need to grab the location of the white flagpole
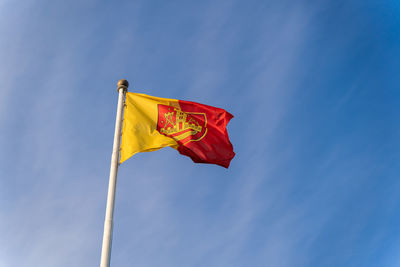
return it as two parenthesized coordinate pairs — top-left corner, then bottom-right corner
(100, 79), (129, 267)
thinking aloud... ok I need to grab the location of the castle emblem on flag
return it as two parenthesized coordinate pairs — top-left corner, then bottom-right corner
(157, 104), (207, 144)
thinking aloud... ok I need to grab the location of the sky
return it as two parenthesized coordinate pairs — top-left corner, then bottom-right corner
(0, 0), (399, 266)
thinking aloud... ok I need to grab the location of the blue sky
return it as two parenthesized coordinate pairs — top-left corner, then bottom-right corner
(0, 0), (399, 266)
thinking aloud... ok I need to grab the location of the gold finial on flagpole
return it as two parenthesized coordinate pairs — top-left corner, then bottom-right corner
(117, 79), (129, 92)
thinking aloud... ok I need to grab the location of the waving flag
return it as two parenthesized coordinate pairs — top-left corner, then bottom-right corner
(120, 92), (235, 168)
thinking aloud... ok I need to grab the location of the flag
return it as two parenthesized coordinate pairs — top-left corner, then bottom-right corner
(120, 92), (235, 168)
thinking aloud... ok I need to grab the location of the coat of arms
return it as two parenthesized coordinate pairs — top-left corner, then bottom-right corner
(157, 104), (207, 144)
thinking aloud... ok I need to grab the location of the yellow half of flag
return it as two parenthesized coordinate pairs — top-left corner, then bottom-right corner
(120, 92), (179, 163)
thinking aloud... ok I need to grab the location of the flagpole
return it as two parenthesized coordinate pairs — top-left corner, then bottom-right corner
(100, 79), (129, 267)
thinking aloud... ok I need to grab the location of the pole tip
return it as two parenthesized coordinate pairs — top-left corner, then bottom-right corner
(117, 79), (129, 91)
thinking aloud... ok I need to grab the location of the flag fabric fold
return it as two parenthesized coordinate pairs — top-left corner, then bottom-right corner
(120, 92), (235, 168)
